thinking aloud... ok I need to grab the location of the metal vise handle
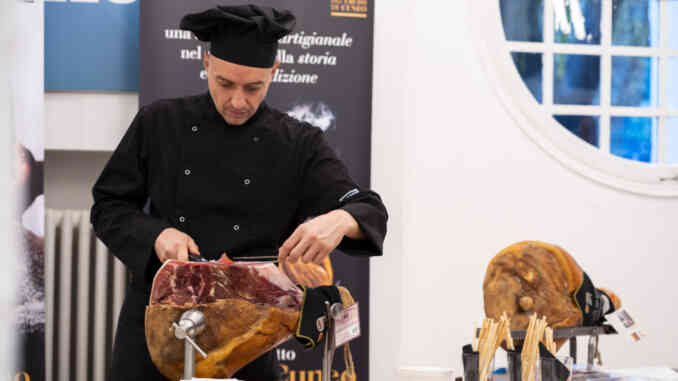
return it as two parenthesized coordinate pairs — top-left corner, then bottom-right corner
(173, 310), (208, 380)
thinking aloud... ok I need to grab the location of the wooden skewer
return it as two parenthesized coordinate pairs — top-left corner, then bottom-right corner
(522, 314), (538, 381)
(474, 313), (520, 381)
(501, 313), (515, 350)
(484, 321), (498, 381)
(480, 319), (499, 381)
(535, 317), (549, 381)
(479, 319), (488, 381)
(544, 326), (556, 354)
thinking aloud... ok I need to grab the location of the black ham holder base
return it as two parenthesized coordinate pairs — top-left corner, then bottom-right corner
(462, 343), (570, 381)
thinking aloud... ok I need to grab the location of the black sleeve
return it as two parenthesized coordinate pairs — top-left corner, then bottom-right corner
(90, 106), (171, 284)
(298, 127), (388, 256)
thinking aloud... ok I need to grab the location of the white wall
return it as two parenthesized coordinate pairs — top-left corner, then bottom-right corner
(370, 0), (678, 377)
(43, 92), (137, 210)
(369, 0), (408, 379)
(45, 92), (137, 151)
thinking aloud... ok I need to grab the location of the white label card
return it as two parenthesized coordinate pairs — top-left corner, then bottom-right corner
(606, 308), (646, 343)
(334, 303), (360, 348)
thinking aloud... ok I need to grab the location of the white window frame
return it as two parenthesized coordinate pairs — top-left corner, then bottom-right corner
(471, 0), (678, 196)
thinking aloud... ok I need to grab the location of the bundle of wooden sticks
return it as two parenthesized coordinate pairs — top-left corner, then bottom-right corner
(472, 312), (514, 381)
(521, 314), (557, 381)
(473, 313), (558, 381)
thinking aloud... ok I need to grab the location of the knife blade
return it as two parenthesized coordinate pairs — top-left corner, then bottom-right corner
(230, 255), (279, 263)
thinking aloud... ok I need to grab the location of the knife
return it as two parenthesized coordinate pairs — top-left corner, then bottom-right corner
(189, 253), (279, 263)
(230, 255), (279, 263)
(188, 254), (210, 263)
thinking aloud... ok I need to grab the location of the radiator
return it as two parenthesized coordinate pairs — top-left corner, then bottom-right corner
(45, 209), (128, 381)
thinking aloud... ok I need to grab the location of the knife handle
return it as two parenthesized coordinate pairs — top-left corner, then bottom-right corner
(188, 254), (209, 262)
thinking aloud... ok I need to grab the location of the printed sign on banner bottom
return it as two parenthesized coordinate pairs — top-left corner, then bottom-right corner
(140, 0), (374, 379)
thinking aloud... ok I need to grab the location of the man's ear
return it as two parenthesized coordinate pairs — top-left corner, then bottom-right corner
(271, 60), (281, 76)
(203, 51), (210, 71)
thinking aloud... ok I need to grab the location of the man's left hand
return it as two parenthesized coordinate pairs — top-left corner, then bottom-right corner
(279, 209), (363, 264)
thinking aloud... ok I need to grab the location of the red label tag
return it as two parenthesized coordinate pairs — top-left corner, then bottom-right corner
(334, 303), (360, 348)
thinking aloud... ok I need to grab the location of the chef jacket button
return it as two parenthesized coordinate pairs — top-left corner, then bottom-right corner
(184, 169), (191, 176)
(243, 178), (251, 185)
(233, 224), (240, 231)
(191, 126), (198, 132)
(179, 216), (186, 223)
(253, 136), (260, 143)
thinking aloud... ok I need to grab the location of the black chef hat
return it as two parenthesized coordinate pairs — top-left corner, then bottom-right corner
(180, 4), (296, 68)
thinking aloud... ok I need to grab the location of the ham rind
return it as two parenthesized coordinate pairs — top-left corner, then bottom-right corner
(149, 255), (303, 309)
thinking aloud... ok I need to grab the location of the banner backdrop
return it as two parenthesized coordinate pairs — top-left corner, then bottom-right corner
(13, 1), (45, 380)
(140, 1), (374, 379)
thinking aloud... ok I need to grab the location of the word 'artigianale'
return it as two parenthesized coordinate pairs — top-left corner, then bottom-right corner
(278, 32), (353, 50)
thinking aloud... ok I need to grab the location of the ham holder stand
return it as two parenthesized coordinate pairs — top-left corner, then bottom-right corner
(171, 301), (344, 381)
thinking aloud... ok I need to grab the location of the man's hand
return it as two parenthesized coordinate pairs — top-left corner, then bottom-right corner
(278, 209), (363, 264)
(154, 228), (200, 262)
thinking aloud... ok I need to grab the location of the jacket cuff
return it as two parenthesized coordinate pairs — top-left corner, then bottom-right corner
(337, 203), (385, 256)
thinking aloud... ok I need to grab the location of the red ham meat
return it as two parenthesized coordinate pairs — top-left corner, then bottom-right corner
(145, 255), (304, 380)
(149, 255), (303, 309)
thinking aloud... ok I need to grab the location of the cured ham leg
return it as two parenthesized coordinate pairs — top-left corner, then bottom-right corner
(483, 241), (621, 350)
(145, 255), (303, 380)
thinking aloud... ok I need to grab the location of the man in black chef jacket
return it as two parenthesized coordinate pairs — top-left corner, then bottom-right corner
(90, 4), (387, 381)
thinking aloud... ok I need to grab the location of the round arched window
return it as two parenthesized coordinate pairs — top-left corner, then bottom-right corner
(472, 0), (678, 196)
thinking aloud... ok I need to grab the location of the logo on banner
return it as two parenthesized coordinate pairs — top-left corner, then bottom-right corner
(330, 0), (368, 18)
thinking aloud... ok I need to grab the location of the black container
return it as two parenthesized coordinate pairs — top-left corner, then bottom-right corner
(506, 349), (522, 381)
(462, 344), (479, 381)
(540, 356), (570, 381)
(506, 344), (570, 381)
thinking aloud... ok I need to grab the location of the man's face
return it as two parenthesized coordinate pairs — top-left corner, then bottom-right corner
(204, 52), (279, 126)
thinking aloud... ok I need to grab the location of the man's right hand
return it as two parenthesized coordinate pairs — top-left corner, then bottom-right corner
(154, 228), (200, 262)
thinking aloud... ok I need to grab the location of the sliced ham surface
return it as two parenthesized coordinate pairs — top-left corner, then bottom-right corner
(149, 255), (303, 309)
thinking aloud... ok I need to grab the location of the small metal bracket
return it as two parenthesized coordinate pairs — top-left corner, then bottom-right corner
(321, 302), (344, 381)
